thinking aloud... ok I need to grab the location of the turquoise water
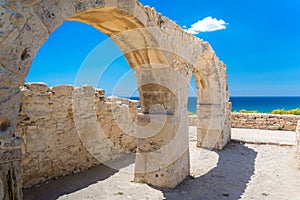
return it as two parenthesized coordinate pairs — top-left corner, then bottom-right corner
(188, 97), (300, 114)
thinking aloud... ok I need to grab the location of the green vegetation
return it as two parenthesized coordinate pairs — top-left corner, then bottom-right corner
(271, 108), (300, 115)
(234, 108), (300, 115)
(114, 192), (124, 195)
(238, 109), (259, 114)
(261, 193), (269, 196)
(188, 112), (196, 116)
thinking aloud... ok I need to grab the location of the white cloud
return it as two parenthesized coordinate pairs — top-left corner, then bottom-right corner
(184, 16), (228, 34)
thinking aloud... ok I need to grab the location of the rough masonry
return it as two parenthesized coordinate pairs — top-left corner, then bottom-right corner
(0, 0), (231, 198)
(16, 83), (138, 187)
(189, 113), (300, 131)
(232, 113), (300, 131)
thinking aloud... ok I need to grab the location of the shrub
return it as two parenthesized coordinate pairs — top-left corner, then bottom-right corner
(271, 108), (300, 115)
(235, 108), (300, 115)
(239, 109), (259, 113)
(188, 112), (196, 116)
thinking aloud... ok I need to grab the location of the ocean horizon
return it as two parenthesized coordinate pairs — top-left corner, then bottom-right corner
(190, 96), (300, 114)
(128, 96), (300, 114)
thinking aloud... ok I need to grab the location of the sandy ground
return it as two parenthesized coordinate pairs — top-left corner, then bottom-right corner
(23, 128), (300, 200)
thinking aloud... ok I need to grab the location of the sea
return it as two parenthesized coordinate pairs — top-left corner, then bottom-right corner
(188, 96), (300, 114)
(130, 97), (300, 114)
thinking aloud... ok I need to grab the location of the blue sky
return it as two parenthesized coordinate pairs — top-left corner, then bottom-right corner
(27, 0), (300, 96)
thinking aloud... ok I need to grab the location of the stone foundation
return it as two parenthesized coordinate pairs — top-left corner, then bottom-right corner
(16, 83), (139, 188)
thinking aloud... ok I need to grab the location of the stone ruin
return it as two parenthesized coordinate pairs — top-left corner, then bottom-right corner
(0, 0), (231, 199)
(16, 83), (139, 187)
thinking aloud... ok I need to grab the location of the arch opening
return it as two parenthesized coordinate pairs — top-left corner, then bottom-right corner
(19, 20), (142, 188)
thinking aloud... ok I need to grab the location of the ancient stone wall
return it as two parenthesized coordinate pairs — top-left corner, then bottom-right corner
(189, 113), (300, 131)
(16, 83), (139, 188)
(231, 113), (300, 131)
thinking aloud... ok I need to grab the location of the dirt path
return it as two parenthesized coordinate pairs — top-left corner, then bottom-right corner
(24, 128), (300, 200)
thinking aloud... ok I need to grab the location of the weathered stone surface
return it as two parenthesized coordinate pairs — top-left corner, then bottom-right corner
(135, 114), (189, 188)
(16, 83), (139, 187)
(0, 65), (23, 142)
(0, 148), (22, 200)
(190, 113), (300, 132)
(71, 0), (105, 13)
(32, 0), (75, 33)
(0, 2), (49, 78)
(232, 113), (300, 131)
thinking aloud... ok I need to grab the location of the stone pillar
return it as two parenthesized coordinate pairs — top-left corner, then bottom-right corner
(0, 89), (23, 199)
(134, 114), (189, 188)
(0, 146), (22, 200)
(134, 67), (190, 188)
(0, 65), (24, 199)
(197, 104), (230, 150)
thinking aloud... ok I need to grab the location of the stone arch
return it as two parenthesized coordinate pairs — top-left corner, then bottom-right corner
(193, 45), (231, 150)
(0, 0), (231, 197)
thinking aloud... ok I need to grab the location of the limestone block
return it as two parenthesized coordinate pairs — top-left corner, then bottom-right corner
(0, 3), (49, 77)
(132, 1), (148, 26)
(25, 82), (49, 92)
(143, 6), (162, 27)
(197, 128), (223, 149)
(116, 0), (135, 13)
(231, 113), (300, 131)
(135, 149), (189, 188)
(51, 85), (74, 96)
(0, 148), (22, 200)
(71, 0), (104, 13)
(135, 114), (189, 188)
(33, 0), (75, 33)
(0, 87), (22, 141)
(0, 1), (26, 44)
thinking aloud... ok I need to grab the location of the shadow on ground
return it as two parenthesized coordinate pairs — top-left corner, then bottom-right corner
(23, 154), (135, 200)
(163, 142), (257, 200)
(23, 142), (257, 200)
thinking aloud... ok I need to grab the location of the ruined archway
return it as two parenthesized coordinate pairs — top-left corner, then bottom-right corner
(193, 51), (231, 150)
(0, 0), (231, 198)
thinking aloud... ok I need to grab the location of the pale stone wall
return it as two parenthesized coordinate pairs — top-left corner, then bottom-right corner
(231, 113), (300, 131)
(189, 113), (300, 131)
(16, 83), (139, 188)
